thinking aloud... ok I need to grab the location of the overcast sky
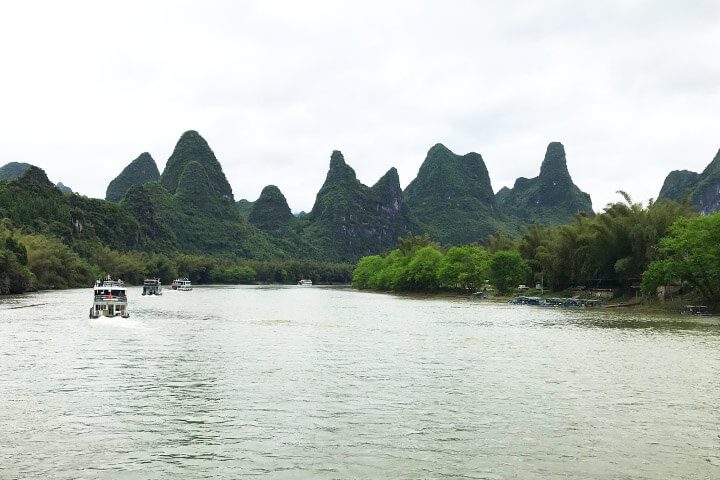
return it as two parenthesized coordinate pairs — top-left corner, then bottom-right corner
(1, 0), (718, 213)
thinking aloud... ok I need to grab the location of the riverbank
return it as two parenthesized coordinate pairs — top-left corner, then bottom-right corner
(373, 287), (713, 315)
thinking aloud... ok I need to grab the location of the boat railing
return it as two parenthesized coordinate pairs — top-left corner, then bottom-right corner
(94, 294), (127, 302)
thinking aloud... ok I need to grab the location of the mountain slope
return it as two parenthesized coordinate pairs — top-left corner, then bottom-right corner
(0, 162), (32, 180)
(404, 143), (507, 244)
(249, 185), (294, 232)
(160, 130), (234, 201)
(658, 148), (720, 215)
(303, 151), (414, 262)
(496, 142), (594, 225)
(106, 152), (160, 202)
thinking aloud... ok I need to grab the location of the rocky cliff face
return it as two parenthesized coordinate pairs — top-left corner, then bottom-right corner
(403, 143), (504, 244)
(105, 152), (159, 202)
(160, 130), (234, 201)
(248, 185), (293, 231)
(496, 142), (593, 225)
(305, 151), (413, 262)
(658, 148), (720, 215)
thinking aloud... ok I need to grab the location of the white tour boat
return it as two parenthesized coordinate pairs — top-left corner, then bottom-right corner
(172, 278), (192, 291)
(142, 278), (162, 296)
(297, 279), (313, 286)
(89, 276), (129, 318)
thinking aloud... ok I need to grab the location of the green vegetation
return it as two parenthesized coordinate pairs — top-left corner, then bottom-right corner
(303, 151), (414, 262)
(0, 162), (32, 180)
(0, 222), (34, 294)
(352, 233), (510, 292)
(658, 148), (720, 215)
(160, 130), (234, 200)
(517, 193), (694, 293)
(105, 152), (160, 202)
(404, 144), (510, 244)
(657, 170), (699, 204)
(4, 131), (719, 308)
(354, 194), (699, 302)
(642, 212), (720, 303)
(0, 160), (350, 293)
(248, 185), (293, 231)
(236, 199), (254, 218)
(488, 250), (530, 295)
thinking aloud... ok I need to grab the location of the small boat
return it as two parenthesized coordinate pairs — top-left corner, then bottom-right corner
(172, 278), (192, 291)
(297, 279), (313, 286)
(89, 275), (129, 318)
(142, 278), (162, 296)
(171, 278), (192, 291)
(681, 305), (711, 316)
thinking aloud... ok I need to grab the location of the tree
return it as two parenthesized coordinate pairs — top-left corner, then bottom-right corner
(21, 234), (95, 289)
(488, 250), (530, 295)
(486, 232), (515, 253)
(641, 212), (720, 302)
(437, 245), (490, 290)
(407, 246), (443, 290)
(352, 255), (384, 289)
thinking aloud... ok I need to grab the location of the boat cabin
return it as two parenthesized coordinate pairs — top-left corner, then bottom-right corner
(90, 276), (129, 318)
(142, 278), (162, 296)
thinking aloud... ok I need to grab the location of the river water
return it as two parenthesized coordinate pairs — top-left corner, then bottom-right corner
(1, 285), (718, 479)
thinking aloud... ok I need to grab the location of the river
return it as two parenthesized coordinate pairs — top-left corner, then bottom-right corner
(1, 285), (718, 479)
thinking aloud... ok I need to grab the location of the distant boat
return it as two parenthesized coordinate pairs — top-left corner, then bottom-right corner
(297, 279), (313, 286)
(89, 275), (129, 318)
(172, 278), (192, 291)
(171, 278), (192, 291)
(681, 305), (711, 316)
(142, 278), (162, 296)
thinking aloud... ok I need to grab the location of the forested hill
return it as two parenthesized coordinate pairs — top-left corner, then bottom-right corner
(0, 162), (33, 180)
(658, 148), (720, 215)
(302, 151), (415, 262)
(1, 133), (598, 268)
(106, 152), (159, 202)
(496, 142), (594, 226)
(404, 143), (509, 244)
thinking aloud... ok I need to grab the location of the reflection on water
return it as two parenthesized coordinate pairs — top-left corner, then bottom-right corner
(536, 307), (720, 334)
(1, 286), (719, 479)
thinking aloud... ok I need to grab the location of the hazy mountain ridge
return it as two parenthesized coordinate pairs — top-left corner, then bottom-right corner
(0, 162), (33, 180)
(1, 161), (73, 193)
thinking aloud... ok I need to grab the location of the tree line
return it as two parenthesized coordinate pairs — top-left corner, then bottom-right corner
(354, 194), (720, 305)
(0, 220), (353, 294)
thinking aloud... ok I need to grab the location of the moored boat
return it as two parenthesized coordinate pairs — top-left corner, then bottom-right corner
(89, 275), (129, 318)
(681, 305), (711, 316)
(297, 279), (313, 286)
(142, 278), (162, 296)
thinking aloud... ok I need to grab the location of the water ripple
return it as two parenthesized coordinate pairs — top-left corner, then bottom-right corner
(0, 287), (718, 479)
